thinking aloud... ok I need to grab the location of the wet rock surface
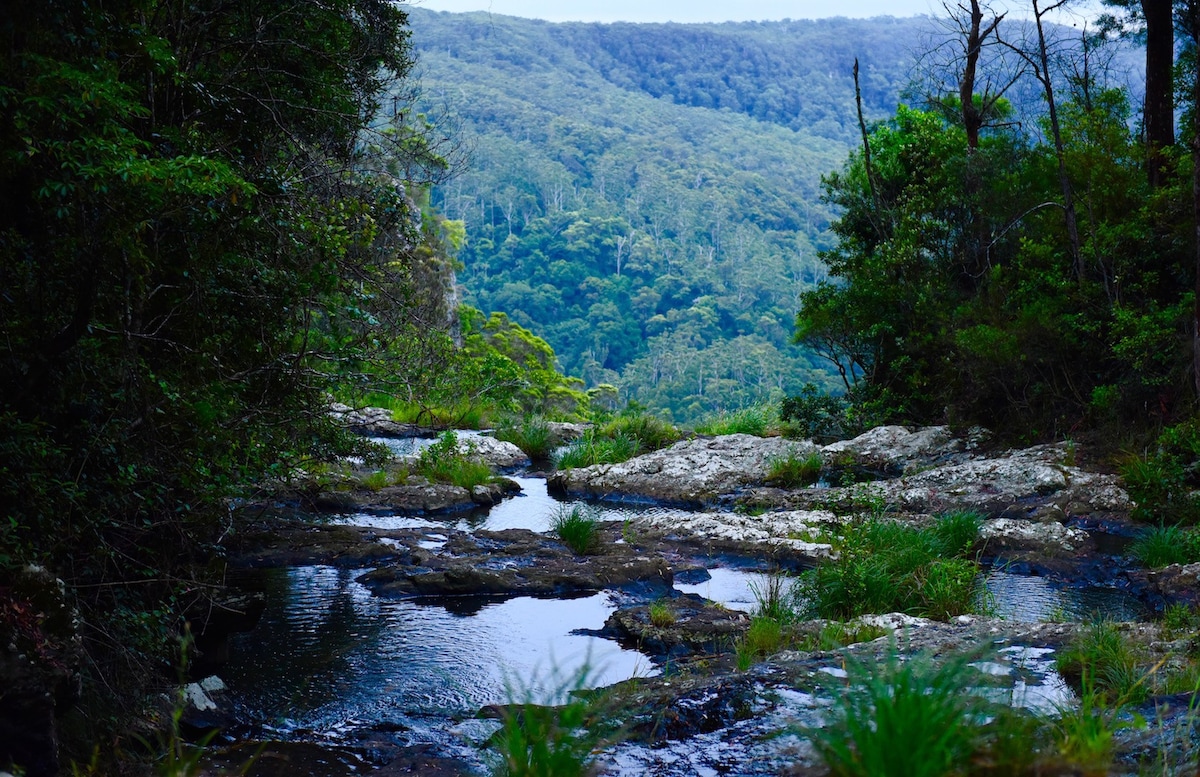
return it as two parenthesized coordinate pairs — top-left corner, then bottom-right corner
(215, 426), (1197, 777)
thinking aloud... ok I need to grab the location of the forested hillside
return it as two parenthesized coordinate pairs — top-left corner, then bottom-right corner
(408, 10), (934, 422)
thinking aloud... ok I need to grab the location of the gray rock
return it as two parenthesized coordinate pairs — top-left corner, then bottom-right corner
(458, 434), (528, 470)
(980, 518), (1089, 553)
(550, 434), (813, 506)
(821, 425), (970, 473)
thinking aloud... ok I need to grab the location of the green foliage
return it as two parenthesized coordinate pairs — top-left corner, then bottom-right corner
(693, 405), (775, 437)
(0, 0), (458, 758)
(765, 450), (823, 488)
(598, 412), (681, 454)
(550, 505), (602, 556)
(648, 601), (676, 627)
(490, 667), (609, 777)
(1055, 619), (1148, 704)
(415, 431), (494, 489)
(801, 514), (983, 620)
(495, 416), (557, 461)
(1130, 524), (1200, 568)
(780, 383), (856, 442)
(794, 82), (1195, 437)
(735, 616), (785, 670)
(807, 648), (985, 777)
(555, 431), (639, 469)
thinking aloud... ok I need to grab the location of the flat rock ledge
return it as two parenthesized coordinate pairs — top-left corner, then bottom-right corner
(743, 440), (1131, 517)
(630, 509), (839, 558)
(310, 478), (521, 516)
(601, 594), (752, 658)
(549, 434), (814, 506)
(357, 528), (675, 598)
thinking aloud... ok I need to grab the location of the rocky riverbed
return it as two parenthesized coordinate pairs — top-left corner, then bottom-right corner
(194, 420), (1198, 776)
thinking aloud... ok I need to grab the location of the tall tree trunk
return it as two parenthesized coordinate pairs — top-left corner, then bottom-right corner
(1032, 0), (1084, 280)
(1143, 0), (1175, 187)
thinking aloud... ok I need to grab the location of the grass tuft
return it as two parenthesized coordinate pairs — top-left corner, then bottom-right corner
(415, 430), (494, 489)
(693, 405), (774, 437)
(648, 601), (676, 628)
(1130, 524), (1200, 568)
(765, 450), (823, 488)
(495, 416), (556, 461)
(807, 647), (985, 777)
(550, 504), (601, 555)
(800, 513), (984, 620)
(554, 432), (638, 469)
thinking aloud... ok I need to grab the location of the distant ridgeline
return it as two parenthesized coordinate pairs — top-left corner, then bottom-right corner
(408, 10), (931, 422)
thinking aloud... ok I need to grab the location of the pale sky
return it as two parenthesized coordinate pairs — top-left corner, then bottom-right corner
(410, 0), (1101, 24)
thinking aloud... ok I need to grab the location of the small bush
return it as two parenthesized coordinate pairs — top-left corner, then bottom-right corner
(780, 383), (853, 442)
(416, 431), (494, 489)
(694, 405), (773, 436)
(1130, 524), (1200, 568)
(765, 450), (823, 488)
(807, 648), (985, 777)
(550, 504), (601, 555)
(554, 431), (638, 469)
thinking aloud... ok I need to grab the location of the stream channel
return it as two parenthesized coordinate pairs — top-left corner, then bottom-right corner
(215, 434), (1152, 775)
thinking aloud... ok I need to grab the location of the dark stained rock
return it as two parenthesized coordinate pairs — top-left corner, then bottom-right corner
(601, 594), (751, 658)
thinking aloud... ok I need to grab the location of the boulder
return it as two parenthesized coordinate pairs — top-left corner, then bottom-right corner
(330, 403), (428, 437)
(458, 434), (529, 470)
(820, 425), (976, 474)
(549, 434), (814, 506)
(980, 518), (1089, 554)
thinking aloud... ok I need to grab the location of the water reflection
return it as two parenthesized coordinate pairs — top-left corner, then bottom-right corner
(224, 566), (657, 738)
(984, 569), (1149, 623)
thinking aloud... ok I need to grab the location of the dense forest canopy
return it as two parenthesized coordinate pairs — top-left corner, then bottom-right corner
(407, 10), (940, 422)
(407, 8), (1141, 424)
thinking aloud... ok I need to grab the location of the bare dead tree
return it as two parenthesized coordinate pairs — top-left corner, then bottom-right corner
(998, 0), (1084, 280)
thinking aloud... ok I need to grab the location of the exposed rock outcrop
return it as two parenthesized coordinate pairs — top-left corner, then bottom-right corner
(549, 434), (813, 506)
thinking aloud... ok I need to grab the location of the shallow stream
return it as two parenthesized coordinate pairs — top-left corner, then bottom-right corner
(220, 437), (1154, 773)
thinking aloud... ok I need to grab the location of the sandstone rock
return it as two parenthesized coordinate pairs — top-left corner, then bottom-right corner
(630, 510), (839, 559)
(458, 434), (528, 470)
(980, 518), (1089, 553)
(821, 425), (969, 473)
(330, 403), (429, 437)
(549, 434), (813, 506)
(546, 422), (589, 445)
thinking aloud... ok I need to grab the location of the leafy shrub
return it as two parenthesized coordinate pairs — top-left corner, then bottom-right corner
(496, 416), (555, 460)
(694, 405), (773, 436)
(1130, 524), (1200, 568)
(554, 431), (638, 469)
(807, 648), (985, 777)
(765, 450), (822, 487)
(1122, 422), (1200, 524)
(780, 383), (854, 442)
(550, 504), (601, 555)
(416, 431), (493, 489)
